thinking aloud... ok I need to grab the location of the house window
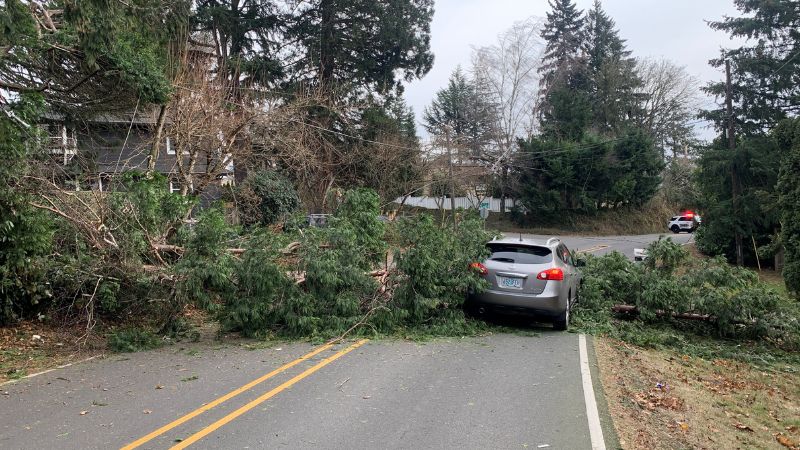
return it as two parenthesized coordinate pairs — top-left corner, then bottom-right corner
(169, 179), (193, 195)
(46, 124), (77, 165)
(166, 137), (189, 155)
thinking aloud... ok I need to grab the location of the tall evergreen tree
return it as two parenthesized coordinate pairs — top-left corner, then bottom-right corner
(703, 0), (800, 134)
(423, 68), (496, 160)
(288, 0), (434, 96)
(583, 0), (640, 134)
(538, 0), (585, 91)
(695, 134), (782, 265)
(696, 0), (800, 269)
(776, 118), (800, 297)
(512, 128), (662, 221)
(194, 0), (285, 86)
(537, 0), (589, 141)
(0, 0), (190, 114)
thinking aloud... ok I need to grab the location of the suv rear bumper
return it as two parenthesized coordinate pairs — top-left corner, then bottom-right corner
(467, 289), (566, 317)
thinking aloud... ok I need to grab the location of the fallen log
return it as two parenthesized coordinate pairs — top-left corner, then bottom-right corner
(152, 243), (246, 255)
(612, 304), (712, 321)
(281, 242), (302, 255)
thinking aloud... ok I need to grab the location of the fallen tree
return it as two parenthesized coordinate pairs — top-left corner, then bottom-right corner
(574, 238), (799, 347)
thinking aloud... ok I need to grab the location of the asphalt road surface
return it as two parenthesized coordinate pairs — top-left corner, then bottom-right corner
(511, 232), (694, 260)
(0, 233), (688, 450)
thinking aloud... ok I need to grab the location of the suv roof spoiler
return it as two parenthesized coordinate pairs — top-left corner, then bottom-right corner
(545, 237), (561, 246)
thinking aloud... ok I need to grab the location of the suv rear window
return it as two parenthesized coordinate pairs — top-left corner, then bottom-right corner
(487, 244), (553, 264)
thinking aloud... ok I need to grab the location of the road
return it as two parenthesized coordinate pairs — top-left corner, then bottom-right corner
(0, 233), (689, 450)
(511, 232), (694, 259)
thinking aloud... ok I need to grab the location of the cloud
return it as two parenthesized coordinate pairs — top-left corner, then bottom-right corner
(405, 0), (743, 140)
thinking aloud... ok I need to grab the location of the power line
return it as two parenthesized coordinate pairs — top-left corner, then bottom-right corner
(771, 49), (800, 77)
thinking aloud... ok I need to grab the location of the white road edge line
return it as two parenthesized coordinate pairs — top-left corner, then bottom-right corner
(0, 355), (103, 387)
(579, 334), (606, 450)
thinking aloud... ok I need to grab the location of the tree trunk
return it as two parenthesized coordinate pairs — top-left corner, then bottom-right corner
(319, 0), (336, 87)
(726, 60), (744, 266)
(500, 164), (508, 213)
(149, 104), (168, 172)
(446, 130), (456, 230)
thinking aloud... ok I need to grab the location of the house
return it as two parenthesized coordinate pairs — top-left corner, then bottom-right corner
(40, 109), (237, 206)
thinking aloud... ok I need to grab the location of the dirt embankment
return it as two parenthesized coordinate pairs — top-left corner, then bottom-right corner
(595, 338), (800, 449)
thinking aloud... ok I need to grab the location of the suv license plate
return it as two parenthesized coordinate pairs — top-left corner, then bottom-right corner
(500, 277), (523, 288)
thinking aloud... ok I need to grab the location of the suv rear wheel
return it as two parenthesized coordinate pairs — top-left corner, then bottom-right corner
(670, 225), (680, 233)
(553, 305), (569, 331)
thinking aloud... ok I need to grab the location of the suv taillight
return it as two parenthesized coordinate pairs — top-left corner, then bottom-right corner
(537, 268), (564, 281)
(469, 262), (488, 276)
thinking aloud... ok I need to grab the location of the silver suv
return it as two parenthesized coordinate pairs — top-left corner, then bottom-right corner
(466, 237), (582, 330)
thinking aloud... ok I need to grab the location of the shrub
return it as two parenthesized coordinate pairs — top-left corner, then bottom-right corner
(0, 97), (53, 324)
(236, 170), (300, 226)
(107, 328), (162, 352)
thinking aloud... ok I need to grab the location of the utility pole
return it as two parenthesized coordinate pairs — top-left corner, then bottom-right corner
(726, 60), (744, 266)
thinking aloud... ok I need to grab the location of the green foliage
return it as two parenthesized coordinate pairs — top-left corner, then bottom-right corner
(582, 0), (641, 136)
(0, 97), (53, 325)
(1, 0), (186, 111)
(642, 236), (689, 276)
(108, 172), (196, 260)
(194, 0), (285, 85)
(289, 0), (434, 94)
(107, 328), (162, 353)
(176, 188), (500, 339)
(423, 68), (495, 154)
(513, 129), (663, 222)
(174, 207), (236, 312)
(574, 238), (800, 347)
(197, 0), (435, 94)
(539, 0), (584, 88)
(41, 173), (194, 327)
(777, 118), (800, 297)
(329, 189), (387, 269)
(199, 189), (388, 338)
(352, 99), (423, 202)
(694, 133), (782, 265)
(703, 0), (800, 132)
(217, 232), (297, 337)
(392, 213), (494, 323)
(236, 170), (301, 227)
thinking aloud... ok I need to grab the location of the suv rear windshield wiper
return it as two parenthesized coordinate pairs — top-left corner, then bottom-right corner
(489, 257), (515, 263)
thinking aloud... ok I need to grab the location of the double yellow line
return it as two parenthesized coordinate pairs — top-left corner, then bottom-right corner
(121, 339), (368, 450)
(576, 244), (609, 254)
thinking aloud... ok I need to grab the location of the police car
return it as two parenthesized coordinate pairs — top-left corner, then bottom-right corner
(668, 211), (701, 233)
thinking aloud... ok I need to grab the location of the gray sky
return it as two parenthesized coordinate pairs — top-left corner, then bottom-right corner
(404, 0), (744, 140)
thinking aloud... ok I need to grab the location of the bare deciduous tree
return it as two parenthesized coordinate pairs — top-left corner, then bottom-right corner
(471, 17), (546, 211)
(472, 18), (546, 147)
(635, 57), (703, 158)
(248, 86), (355, 212)
(164, 55), (258, 196)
